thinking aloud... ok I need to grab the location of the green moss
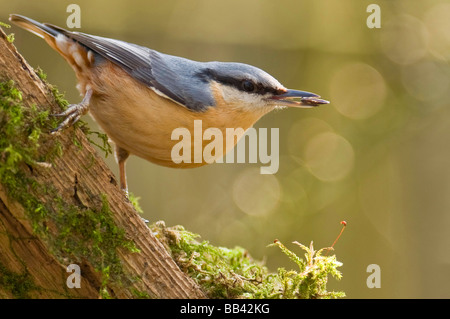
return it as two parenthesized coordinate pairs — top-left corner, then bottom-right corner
(79, 123), (113, 158)
(150, 222), (345, 299)
(53, 194), (139, 289)
(0, 261), (39, 298)
(267, 240), (345, 299)
(128, 193), (144, 214)
(130, 288), (151, 299)
(0, 21), (14, 43)
(35, 67), (69, 111)
(0, 80), (47, 170)
(0, 79), (137, 297)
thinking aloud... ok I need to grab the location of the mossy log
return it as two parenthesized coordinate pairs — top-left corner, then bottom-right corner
(0, 26), (206, 298)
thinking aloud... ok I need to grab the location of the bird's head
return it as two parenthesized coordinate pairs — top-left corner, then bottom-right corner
(198, 61), (329, 113)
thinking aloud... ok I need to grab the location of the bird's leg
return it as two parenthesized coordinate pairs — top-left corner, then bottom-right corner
(116, 146), (148, 223)
(116, 147), (148, 223)
(115, 146), (130, 196)
(51, 88), (93, 133)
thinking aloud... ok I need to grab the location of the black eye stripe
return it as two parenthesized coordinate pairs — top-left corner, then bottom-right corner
(198, 68), (281, 95)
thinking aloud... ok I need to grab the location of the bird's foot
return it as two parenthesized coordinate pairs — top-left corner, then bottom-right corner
(50, 89), (92, 134)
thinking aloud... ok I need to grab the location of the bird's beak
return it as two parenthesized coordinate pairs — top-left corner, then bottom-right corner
(268, 89), (329, 108)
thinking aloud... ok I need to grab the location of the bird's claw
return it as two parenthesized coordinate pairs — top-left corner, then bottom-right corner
(50, 89), (92, 134)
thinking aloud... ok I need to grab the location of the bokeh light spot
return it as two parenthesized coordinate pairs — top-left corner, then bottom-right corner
(380, 14), (429, 65)
(303, 132), (354, 182)
(288, 117), (334, 160)
(424, 3), (450, 60)
(401, 60), (449, 103)
(232, 168), (281, 216)
(330, 62), (387, 120)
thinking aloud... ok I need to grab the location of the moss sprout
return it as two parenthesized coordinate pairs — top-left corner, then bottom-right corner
(268, 240), (345, 298)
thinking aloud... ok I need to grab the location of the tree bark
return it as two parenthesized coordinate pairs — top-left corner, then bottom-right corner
(0, 27), (205, 299)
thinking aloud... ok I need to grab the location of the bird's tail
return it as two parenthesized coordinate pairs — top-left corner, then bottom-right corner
(9, 14), (96, 76)
(9, 14), (73, 56)
(9, 14), (61, 38)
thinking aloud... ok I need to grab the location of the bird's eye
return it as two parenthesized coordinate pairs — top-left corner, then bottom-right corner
(241, 80), (256, 93)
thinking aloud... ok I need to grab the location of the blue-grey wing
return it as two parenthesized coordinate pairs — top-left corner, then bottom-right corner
(47, 25), (214, 111)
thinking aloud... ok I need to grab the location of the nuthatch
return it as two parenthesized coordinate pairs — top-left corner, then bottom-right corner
(10, 14), (329, 194)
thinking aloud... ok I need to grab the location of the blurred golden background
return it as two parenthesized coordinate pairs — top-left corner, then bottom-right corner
(3, 0), (450, 298)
